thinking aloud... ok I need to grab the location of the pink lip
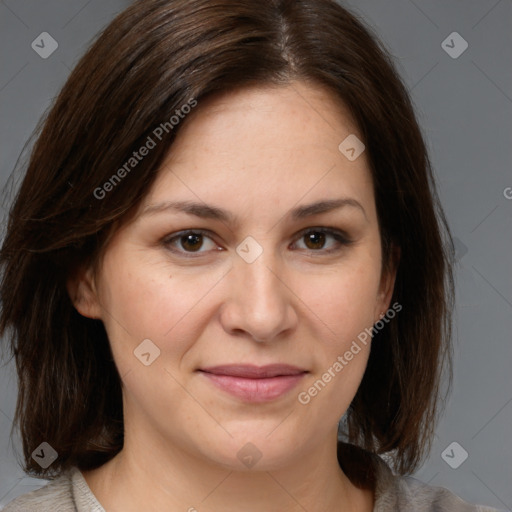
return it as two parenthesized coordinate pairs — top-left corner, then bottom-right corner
(198, 364), (308, 402)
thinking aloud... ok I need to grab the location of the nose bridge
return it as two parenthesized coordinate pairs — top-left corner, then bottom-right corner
(241, 254), (280, 305)
(223, 236), (295, 341)
(237, 239), (283, 310)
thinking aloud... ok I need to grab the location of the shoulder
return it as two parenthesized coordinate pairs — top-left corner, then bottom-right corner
(2, 467), (105, 512)
(2, 470), (74, 511)
(373, 454), (508, 512)
(376, 470), (506, 511)
(337, 442), (507, 512)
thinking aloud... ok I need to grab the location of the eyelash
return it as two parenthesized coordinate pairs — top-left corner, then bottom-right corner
(162, 227), (353, 258)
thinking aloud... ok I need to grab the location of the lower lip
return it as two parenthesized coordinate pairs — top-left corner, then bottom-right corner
(200, 372), (306, 402)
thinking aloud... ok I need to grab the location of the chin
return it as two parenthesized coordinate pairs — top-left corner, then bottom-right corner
(196, 428), (307, 472)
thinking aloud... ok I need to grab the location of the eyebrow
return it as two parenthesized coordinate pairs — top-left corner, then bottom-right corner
(141, 197), (367, 224)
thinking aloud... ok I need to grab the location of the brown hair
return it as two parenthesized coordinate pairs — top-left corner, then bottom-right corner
(0, 0), (454, 478)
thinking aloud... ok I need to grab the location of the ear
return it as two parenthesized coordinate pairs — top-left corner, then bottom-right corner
(66, 264), (103, 319)
(374, 244), (400, 322)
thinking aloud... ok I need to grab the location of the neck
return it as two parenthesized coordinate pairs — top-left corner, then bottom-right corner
(82, 429), (374, 512)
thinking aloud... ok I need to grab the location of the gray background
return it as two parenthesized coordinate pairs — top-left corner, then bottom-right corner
(0, 0), (511, 510)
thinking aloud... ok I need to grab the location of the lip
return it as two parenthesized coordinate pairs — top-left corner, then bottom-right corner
(198, 364), (308, 402)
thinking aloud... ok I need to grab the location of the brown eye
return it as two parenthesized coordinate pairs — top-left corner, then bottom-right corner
(164, 230), (218, 256)
(180, 233), (204, 252)
(293, 227), (352, 254)
(304, 231), (327, 250)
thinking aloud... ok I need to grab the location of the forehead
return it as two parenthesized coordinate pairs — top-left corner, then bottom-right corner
(168, 81), (363, 161)
(142, 82), (375, 224)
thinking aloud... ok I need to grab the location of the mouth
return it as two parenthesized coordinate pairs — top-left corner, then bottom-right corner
(197, 364), (308, 402)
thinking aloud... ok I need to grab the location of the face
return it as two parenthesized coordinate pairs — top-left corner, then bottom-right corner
(71, 81), (396, 471)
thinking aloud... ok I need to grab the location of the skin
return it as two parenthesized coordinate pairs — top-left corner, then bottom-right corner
(69, 80), (398, 512)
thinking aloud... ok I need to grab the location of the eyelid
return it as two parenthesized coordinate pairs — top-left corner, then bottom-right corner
(291, 226), (353, 253)
(162, 226), (353, 257)
(293, 226), (352, 244)
(162, 228), (219, 257)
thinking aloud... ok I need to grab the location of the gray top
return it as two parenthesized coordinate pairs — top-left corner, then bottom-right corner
(2, 445), (507, 511)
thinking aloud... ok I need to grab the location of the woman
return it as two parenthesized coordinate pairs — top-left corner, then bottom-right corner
(0, 0), (504, 510)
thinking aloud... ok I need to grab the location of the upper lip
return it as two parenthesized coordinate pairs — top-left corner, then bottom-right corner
(199, 364), (308, 378)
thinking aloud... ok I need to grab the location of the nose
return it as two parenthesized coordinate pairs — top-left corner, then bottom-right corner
(219, 247), (298, 343)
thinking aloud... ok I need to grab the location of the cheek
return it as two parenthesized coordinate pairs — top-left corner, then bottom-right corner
(292, 251), (381, 402)
(96, 249), (225, 369)
(302, 255), (382, 343)
(294, 266), (378, 420)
